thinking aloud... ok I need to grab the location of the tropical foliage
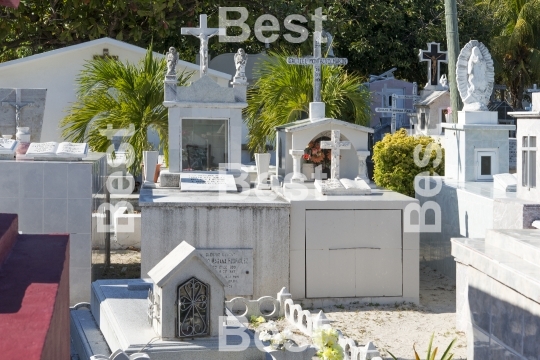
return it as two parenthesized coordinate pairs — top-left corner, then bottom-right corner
(1, 0), (500, 85)
(388, 333), (456, 360)
(373, 129), (444, 197)
(245, 50), (371, 152)
(480, 0), (540, 109)
(60, 47), (191, 175)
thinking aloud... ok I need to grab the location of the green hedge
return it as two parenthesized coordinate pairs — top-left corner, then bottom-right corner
(372, 129), (445, 197)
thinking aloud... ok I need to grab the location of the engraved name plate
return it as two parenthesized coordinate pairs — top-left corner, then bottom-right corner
(199, 249), (253, 295)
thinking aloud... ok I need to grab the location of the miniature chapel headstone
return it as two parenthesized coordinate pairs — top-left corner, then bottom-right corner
(147, 241), (227, 339)
(277, 39), (373, 187)
(159, 15), (247, 185)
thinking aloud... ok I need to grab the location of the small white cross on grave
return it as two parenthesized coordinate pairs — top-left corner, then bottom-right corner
(320, 130), (350, 180)
(181, 14), (226, 77)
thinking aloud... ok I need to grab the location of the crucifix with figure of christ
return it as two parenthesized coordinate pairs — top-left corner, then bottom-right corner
(320, 130), (350, 180)
(181, 14), (225, 77)
(286, 31), (348, 103)
(419, 42), (448, 87)
(1, 88), (34, 129)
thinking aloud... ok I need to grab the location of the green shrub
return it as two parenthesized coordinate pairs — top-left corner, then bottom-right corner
(372, 129), (444, 197)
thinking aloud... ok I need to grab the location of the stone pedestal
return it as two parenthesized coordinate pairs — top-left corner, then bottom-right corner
(355, 150), (371, 181)
(164, 76), (177, 102)
(309, 102), (325, 122)
(289, 150), (304, 183)
(442, 111), (515, 182)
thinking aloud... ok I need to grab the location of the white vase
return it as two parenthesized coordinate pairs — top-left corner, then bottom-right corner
(255, 153), (271, 189)
(16, 127), (30, 142)
(302, 163), (314, 181)
(143, 151), (159, 183)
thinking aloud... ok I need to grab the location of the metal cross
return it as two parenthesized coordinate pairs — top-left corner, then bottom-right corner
(320, 130), (350, 180)
(375, 84), (419, 134)
(99, 124), (135, 140)
(286, 31), (347, 102)
(419, 42), (447, 87)
(181, 14), (226, 77)
(1, 89), (34, 128)
(93, 48), (118, 60)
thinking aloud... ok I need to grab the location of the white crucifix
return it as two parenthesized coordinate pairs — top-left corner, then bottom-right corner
(1, 89), (34, 128)
(320, 130), (350, 180)
(286, 31), (348, 103)
(181, 14), (225, 77)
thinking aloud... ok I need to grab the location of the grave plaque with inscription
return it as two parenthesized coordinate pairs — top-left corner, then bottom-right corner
(199, 249), (253, 295)
(180, 173), (237, 192)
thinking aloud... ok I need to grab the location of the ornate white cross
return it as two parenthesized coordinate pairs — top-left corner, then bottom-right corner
(181, 14), (225, 77)
(320, 130), (350, 180)
(1, 89), (34, 128)
(375, 83), (419, 133)
(286, 31), (347, 102)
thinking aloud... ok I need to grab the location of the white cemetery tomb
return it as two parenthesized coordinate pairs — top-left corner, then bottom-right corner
(0, 86), (106, 305)
(72, 242), (384, 360)
(416, 40), (523, 278)
(138, 21), (420, 309)
(449, 70), (540, 359)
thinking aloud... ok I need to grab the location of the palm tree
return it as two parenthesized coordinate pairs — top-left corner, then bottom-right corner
(61, 47), (191, 175)
(245, 50), (371, 153)
(481, 0), (540, 109)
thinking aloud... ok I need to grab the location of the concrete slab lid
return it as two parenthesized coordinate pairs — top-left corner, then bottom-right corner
(276, 117), (374, 134)
(0, 37), (232, 80)
(147, 241), (227, 288)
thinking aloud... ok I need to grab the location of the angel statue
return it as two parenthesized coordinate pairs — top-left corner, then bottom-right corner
(234, 48), (248, 81)
(166, 47), (178, 76)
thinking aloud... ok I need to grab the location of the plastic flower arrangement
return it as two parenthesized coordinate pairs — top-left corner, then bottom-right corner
(303, 139), (331, 168)
(250, 315), (266, 326)
(312, 325), (344, 360)
(257, 321), (294, 350)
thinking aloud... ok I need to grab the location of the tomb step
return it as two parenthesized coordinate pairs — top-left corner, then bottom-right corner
(0, 213), (18, 266)
(0, 233), (70, 359)
(485, 229), (540, 265)
(451, 237), (540, 303)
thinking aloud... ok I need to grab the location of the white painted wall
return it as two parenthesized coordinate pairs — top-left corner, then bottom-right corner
(0, 38), (232, 143)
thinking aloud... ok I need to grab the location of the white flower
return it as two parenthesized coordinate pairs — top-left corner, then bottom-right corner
(271, 332), (287, 345)
(282, 329), (293, 339)
(259, 330), (272, 342)
(261, 321), (279, 333)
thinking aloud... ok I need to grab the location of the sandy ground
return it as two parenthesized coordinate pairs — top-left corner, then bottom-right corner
(104, 252), (466, 360)
(319, 265), (466, 360)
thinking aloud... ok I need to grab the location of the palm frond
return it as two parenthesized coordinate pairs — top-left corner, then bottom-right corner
(61, 46), (191, 175)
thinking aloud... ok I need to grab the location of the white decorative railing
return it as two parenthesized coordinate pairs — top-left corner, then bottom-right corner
(225, 287), (382, 360)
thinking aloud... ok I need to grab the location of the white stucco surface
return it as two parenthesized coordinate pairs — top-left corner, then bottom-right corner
(0, 38), (231, 143)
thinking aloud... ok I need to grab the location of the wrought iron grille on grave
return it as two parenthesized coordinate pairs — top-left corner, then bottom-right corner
(177, 277), (210, 337)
